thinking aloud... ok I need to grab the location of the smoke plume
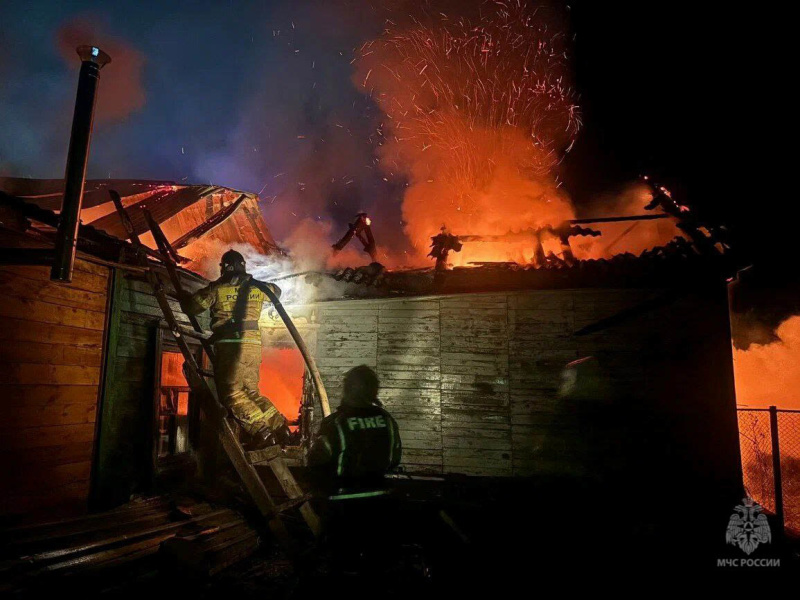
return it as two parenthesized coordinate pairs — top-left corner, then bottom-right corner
(56, 17), (146, 124)
(733, 316), (800, 410)
(572, 182), (683, 259)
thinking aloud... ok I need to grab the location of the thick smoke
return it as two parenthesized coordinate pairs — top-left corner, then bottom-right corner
(730, 275), (800, 410)
(1, 1), (684, 267)
(56, 17), (146, 124)
(733, 316), (800, 410)
(573, 182), (683, 259)
(2, 0), (684, 275)
(183, 1), (410, 259)
(184, 224), (358, 308)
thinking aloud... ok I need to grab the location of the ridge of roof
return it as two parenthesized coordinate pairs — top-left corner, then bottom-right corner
(319, 237), (736, 300)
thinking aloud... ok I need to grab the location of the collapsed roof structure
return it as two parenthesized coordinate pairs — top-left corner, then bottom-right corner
(0, 177), (282, 261)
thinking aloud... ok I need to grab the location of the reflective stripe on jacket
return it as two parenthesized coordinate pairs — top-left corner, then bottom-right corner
(308, 402), (402, 488)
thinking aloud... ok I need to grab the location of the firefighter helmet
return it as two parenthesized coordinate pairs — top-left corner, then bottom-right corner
(342, 365), (380, 406)
(220, 249), (246, 274)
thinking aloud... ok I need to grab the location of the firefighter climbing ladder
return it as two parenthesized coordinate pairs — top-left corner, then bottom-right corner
(110, 191), (329, 552)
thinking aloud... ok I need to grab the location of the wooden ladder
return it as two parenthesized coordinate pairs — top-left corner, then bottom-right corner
(110, 191), (322, 551)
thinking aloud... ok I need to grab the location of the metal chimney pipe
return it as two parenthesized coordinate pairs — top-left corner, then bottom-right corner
(50, 45), (111, 282)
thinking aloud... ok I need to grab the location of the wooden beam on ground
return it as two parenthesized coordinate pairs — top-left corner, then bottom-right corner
(160, 519), (259, 576)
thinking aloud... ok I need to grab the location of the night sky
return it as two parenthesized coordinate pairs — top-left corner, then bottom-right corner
(0, 1), (778, 269)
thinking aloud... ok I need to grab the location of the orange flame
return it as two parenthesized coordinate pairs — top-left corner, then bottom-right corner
(258, 347), (305, 421)
(733, 316), (800, 410)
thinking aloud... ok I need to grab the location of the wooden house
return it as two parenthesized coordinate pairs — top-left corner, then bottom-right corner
(0, 180), (281, 521)
(1, 178), (745, 543)
(258, 249), (745, 532)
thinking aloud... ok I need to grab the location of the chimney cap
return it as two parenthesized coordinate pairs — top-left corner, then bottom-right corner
(76, 45), (111, 67)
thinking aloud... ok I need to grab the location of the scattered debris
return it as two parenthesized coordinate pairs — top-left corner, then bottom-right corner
(332, 213), (378, 262)
(429, 227), (463, 271)
(0, 497), (257, 592)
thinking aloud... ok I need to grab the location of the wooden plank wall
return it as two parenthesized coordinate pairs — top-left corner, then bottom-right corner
(0, 260), (110, 520)
(507, 289), (651, 476)
(314, 295), (523, 476)
(440, 295), (510, 476)
(313, 288), (740, 482)
(92, 272), (208, 508)
(315, 300), (443, 473)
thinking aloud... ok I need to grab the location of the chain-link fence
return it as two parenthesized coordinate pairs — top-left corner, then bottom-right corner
(738, 407), (800, 534)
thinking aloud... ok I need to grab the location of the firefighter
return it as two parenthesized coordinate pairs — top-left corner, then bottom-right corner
(307, 365), (402, 572)
(308, 364), (402, 497)
(185, 249), (291, 449)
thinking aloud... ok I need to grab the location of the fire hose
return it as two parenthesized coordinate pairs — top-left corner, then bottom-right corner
(253, 279), (331, 417)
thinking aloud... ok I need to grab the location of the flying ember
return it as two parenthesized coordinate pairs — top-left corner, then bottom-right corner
(354, 2), (582, 265)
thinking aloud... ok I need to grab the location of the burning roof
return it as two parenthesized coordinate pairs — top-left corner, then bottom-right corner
(0, 177), (283, 260)
(316, 235), (735, 301)
(0, 177), (178, 210)
(311, 184), (736, 301)
(0, 190), (206, 285)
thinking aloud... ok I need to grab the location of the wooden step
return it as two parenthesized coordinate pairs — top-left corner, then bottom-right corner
(281, 446), (305, 467)
(274, 494), (313, 514)
(246, 446), (282, 466)
(246, 445), (305, 467)
(264, 459), (320, 536)
(246, 446), (319, 536)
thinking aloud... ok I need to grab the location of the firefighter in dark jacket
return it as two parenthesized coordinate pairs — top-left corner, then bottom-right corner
(307, 366), (402, 572)
(184, 249), (291, 449)
(308, 365), (402, 500)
